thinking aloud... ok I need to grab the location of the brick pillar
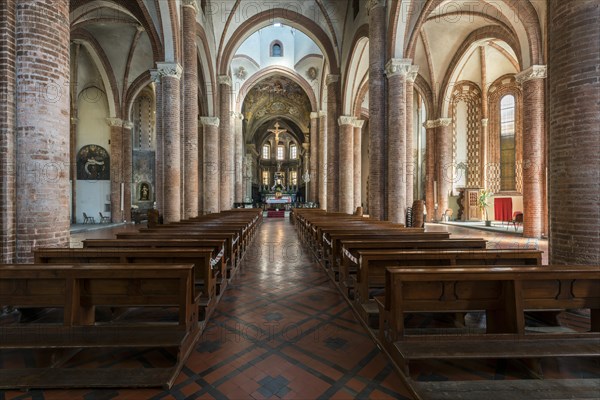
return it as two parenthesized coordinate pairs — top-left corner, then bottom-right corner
(516, 66), (546, 238)
(406, 66), (418, 209)
(107, 118), (124, 222)
(368, 0), (387, 220)
(318, 111), (327, 209)
(326, 75), (340, 212)
(436, 119), (453, 221)
(201, 117), (220, 214)
(302, 142), (310, 201)
(424, 121), (437, 222)
(309, 112), (318, 203)
(198, 116), (204, 214)
(353, 120), (364, 210)
(182, 0), (199, 218)
(233, 112), (244, 203)
(16, 0), (70, 262)
(338, 116), (355, 214)
(151, 70), (164, 215)
(70, 43), (80, 224)
(386, 59), (410, 224)
(157, 62), (182, 223)
(122, 121), (133, 223)
(0, 0), (16, 262)
(219, 75), (233, 211)
(549, 0), (600, 265)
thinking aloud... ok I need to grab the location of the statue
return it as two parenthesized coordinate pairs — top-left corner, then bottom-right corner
(140, 182), (150, 201)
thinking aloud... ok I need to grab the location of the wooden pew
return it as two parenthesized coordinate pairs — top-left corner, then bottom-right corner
(34, 248), (223, 322)
(378, 265), (600, 400)
(0, 263), (199, 389)
(349, 248), (542, 326)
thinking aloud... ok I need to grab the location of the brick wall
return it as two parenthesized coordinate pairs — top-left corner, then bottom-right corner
(548, 0), (600, 264)
(16, 0), (71, 262)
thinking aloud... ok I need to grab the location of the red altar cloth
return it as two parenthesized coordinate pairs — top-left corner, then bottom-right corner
(494, 198), (513, 222)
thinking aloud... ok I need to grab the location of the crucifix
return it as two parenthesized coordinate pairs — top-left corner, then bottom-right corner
(267, 122), (287, 144)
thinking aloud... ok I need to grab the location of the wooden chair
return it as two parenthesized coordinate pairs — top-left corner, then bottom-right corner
(99, 212), (110, 223)
(508, 211), (523, 231)
(82, 212), (95, 224)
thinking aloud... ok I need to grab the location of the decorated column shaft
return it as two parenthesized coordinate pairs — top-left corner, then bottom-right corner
(219, 75), (233, 211)
(353, 120), (364, 210)
(517, 66), (546, 238)
(338, 116), (355, 214)
(201, 117), (220, 213)
(436, 119), (453, 221)
(182, 0), (199, 218)
(424, 120), (437, 222)
(326, 75), (340, 212)
(386, 59), (410, 224)
(309, 112), (319, 203)
(318, 111), (327, 208)
(368, 0), (387, 220)
(157, 62), (182, 223)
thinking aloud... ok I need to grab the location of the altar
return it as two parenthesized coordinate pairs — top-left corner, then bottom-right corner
(264, 194), (295, 204)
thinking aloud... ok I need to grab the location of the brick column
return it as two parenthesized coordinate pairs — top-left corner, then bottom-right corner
(424, 120), (437, 222)
(338, 116), (355, 214)
(198, 116), (204, 214)
(386, 59), (410, 224)
(0, 0), (16, 262)
(368, 0), (387, 220)
(405, 66), (418, 209)
(157, 62), (182, 223)
(549, 0), (600, 265)
(151, 70), (163, 215)
(182, 0), (199, 218)
(318, 111), (327, 208)
(353, 120), (364, 210)
(201, 117), (220, 214)
(219, 75), (233, 210)
(437, 119), (453, 221)
(326, 75), (340, 212)
(302, 142), (310, 201)
(516, 66), (546, 238)
(122, 121), (133, 223)
(107, 118), (124, 222)
(309, 112), (319, 203)
(233, 112), (244, 203)
(69, 43), (80, 224)
(16, 0), (70, 262)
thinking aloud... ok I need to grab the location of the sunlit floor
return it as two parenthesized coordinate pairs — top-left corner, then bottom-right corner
(2, 218), (582, 400)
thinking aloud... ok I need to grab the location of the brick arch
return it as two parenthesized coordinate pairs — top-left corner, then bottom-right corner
(398, 0), (542, 66)
(196, 22), (216, 116)
(414, 74), (435, 120)
(438, 25), (521, 118)
(235, 66), (318, 114)
(343, 24), (369, 116)
(218, 8), (339, 76)
(352, 77), (369, 119)
(124, 70), (152, 121)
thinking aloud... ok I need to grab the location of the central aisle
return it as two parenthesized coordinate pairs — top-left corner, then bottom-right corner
(167, 218), (412, 399)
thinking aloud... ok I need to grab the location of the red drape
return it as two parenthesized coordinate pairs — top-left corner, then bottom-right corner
(494, 198), (513, 221)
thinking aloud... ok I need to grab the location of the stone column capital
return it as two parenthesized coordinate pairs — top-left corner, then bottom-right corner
(407, 65), (419, 83)
(156, 62), (183, 80)
(338, 116), (355, 126)
(302, 143), (310, 151)
(318, 111), (327, 118)
(231, 112), (244, 120)
(423, 120), (438, 129)
(367, 0), (386, 11)
(354, 119), (365, 129)
(481, 118), (489, 127)
(150, 69), (161, 83)
(106, 117), (123, 127)
(182, 0), (199, 13)
(200, 116), (220, 127)
(326, 74), (340, 85)
(218, 75), (232, 86)
(123, 121), (134, 130)
(438, 118), (453, 127)
(310, 112), (319, 120)
(516, 65), (547, 84)
(385, 59), (412, 78)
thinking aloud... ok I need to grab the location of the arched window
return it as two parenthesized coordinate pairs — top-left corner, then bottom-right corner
(500, 95), (516, 191)
(290, 144), (297, 159)
(291, 171), (298, 185)
(277, 145), (285, 160)
(262, 144), (270, 159)
(271, 41), (283, 57)
(262, 171), (269, 185)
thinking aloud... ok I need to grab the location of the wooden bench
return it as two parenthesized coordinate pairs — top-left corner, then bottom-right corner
(378, 265), (600, 399)
(0, 263), (199, 389)
(348, 248), (542, 326)
(34, 247), (223, 322)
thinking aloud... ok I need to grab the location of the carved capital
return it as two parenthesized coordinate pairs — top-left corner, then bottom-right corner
(310, 112), (319, 120)
(156, 62), (183, 80)
(354, 119), (365, 129)
(515, 65), (547, 84)
(326, 74), (340, 85)
(200, 117), (220, 127)
(123, 121), (134, 130)
(150, 69), (161, 83)
(106, 118), (123, 127)
(231, 112), (244, 120)
(218, 75), (232, 86)
(407, 65), (419, 83)
(423, 120), (438, 129)
(385, 59), (412, 78)
(182, 0), (199, 13)
(318, 111), (327, 118)
(338, 116), (355, 127)
(367, 0), (386, 11)
(438, 118), (453, 127)
(481, 118), (489, 128)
